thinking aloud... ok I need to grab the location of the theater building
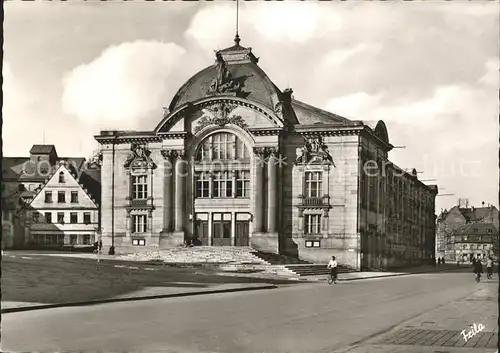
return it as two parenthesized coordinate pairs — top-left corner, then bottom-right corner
(96, 36), (438, 269)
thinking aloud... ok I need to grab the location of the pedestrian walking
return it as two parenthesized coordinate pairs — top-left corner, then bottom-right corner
(98, 239), (102, 252)
(441, 258), (445, 265)
(486, 257), (493, 279)
(327, 256), (338, 285)
(473, 257), (483, 283)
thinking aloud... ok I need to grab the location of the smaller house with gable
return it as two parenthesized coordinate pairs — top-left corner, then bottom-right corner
(26, 160), (101, 248)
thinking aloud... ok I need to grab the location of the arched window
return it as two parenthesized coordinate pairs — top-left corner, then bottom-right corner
(196, 132), (249, 161)
(58, 171), (65, 183)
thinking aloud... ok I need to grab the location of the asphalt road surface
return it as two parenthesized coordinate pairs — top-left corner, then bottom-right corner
(2, 272), (483, 353)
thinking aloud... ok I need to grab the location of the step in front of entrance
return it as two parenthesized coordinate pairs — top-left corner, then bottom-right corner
(284, 264), (354, 277)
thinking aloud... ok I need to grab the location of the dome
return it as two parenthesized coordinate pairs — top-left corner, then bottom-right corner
(168, 36), (283, 113)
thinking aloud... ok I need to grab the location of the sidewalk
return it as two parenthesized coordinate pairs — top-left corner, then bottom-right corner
(336, 280), (498, 353)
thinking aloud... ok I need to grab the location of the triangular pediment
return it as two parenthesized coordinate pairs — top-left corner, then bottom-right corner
(29, 164), (98, 209)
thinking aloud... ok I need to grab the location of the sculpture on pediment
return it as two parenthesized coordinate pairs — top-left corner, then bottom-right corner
(207, 52), (241, 95)
(124, 143), (156, 169)
(194, 102), (248, 134)
(294, 136), (334, 165)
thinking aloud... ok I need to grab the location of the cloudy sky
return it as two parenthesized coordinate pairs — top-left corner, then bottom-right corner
(3, 1), (499, 213)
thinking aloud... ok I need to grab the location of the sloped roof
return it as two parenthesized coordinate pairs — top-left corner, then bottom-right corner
(458, 206), (498, 222)
(456, 222), (498, 235)
(28, 163), (100, 207)
(168, 61), (281, 113)
(29, 144), (57, 155)
(78, 167), (102, 206)
(2, 157), (30, 180)
(291, 100), (352, 125)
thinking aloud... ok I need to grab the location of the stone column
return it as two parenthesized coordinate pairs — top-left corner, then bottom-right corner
(174, 152), (186, 232)
(160, 150), (174, 232)
(267, 150), (278, 233)
(253, 148), (266, 233)
(232, 170), (237, 198)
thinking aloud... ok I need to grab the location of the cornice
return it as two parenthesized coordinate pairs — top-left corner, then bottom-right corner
(95, 132), (190, 145)
(157, 96), (284, 133)
(293, 125), (364, 137)
(248, 127), (283, 136)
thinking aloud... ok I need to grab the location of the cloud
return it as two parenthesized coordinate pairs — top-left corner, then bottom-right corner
(185, 2), (342, 54)
(479, 58), (499, 87)
(326, 81), (498, 211)
(61, 40), (207, 130)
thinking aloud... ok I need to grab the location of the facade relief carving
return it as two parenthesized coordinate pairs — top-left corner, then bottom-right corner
(194, 102), (248, 134)
(124, 143), (156, 170)
(161, 149), (186, 161)
(207, 52), (242, 95)
(294, 136), (334, 165)
(253, 146), (279, 159)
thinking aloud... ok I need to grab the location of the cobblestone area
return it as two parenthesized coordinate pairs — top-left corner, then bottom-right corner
(377, 329), (497, 349)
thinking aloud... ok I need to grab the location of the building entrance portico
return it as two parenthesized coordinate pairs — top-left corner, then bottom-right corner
(194, 211), (251, 246)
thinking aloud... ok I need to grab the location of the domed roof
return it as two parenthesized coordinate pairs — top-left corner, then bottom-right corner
(168, 36), (282, 113)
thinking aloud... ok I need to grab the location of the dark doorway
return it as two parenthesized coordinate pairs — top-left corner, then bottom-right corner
(212, 213), (231, 246)
(195, 219), (209, 245)
(235, 221), (249, 246)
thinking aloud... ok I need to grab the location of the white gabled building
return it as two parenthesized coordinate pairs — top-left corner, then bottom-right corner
(26, 161), (101, 248)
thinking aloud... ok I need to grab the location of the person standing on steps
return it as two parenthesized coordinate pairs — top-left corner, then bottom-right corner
(327, 256), (338, 285)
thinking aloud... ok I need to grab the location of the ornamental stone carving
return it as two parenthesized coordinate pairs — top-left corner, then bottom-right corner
(124, 143), (156, 170)
(253, 146), (279, 159)
(161, 149), (185, 161)
(294, 136), (334, 165)
(207, 52), (242, 95)
(194, 102), (248, 134)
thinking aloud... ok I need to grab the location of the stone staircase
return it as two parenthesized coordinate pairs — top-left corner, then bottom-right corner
(119, 246), (267, 265)
(117, 247), (355, 278)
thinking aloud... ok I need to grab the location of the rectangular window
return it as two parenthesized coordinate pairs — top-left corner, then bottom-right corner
(58, 234), (65, 245)
(132, 215), (147, 233)
(58, 191), (66, 203)
(45, 191), (53, 203)
(235, 138), (249, 159)
(236, 170), (250, 197)
(70, 212), (78, 224)
(71, 191), (78, 203)
(57, 212), (65, 224)
(213, 171), (232, 198)
(132, 239), (146, 246)
(82, 235), (91, 245)
(305, 172), (322, 198)
(212, 133), (235, 160)
(132, 175), (148, 199)
(83, 212), (91, 225)
(304, 214), (321, 234)
(305, 240), (321, 248)
(195, 172), (210, 198)
(32, 212), (39, 223)
(70, 234), (78, 245)
(45, 212), (52, 224)
(197, 139), (211, 161)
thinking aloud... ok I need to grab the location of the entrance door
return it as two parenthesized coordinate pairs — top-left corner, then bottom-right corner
(235, 221), (249, 246)
(212, 213), (231, 246)
(194, 213), (209, 245)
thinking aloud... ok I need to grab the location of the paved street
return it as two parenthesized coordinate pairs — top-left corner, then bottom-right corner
(3, 272), (497, 353)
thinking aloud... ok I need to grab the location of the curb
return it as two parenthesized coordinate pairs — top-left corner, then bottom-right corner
(304, 267), (469, 282)
(1, 284), (277, 314)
